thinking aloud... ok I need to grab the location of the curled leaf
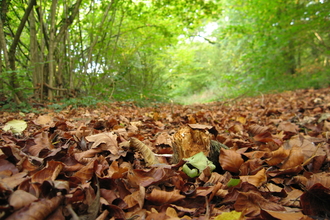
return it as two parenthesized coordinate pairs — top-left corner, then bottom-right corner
(6, 195), (63, 220)
(8, 190), (38, 210)
(146, 188), (185, 205)
(130, 137), (159, 166)
(240, 168), (267, 188)
(182, 152), (215, 178)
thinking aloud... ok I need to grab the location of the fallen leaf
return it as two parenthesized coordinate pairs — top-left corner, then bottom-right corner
(6, 195), (63, 220)
(3, 120), (27, 134)
(281, 146), (304, 169)
(260, 209), (307, 220)
(123, 186), (145, 209)
(300, 183), (330, 216)
(240, 168), (267, 188)
(219, 148), (244, 173)
(86, 132), (119, 155)
(234, 191), (285, 217)
(34, 115), (54, 126)
(214, 210), (241, 220)
(31, 160), (64, 183)
(8, 190), (38, 210)
(266, 146), (290, 166)
(146, 188), (185, 205)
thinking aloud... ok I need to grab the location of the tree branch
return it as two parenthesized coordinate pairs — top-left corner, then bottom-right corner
(8, 0), (36, 60)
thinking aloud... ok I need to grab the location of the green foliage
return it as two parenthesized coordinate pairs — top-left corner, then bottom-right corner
(48, 96), (101, 110)
(2, 0), (329, 106)
(1, 0), (219, 105)
(167, 0), (330, 104)
(0, 100), (33, 113)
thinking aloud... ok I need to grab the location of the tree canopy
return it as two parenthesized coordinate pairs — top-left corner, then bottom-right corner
(0, 0), (329, 108)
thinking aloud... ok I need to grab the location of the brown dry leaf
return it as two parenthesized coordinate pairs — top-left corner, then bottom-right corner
(324, 120), (330, 131)
(239, 158), (264, 175)
(260, 209), (308, 220)
(248, 124), (270, 136)
(286, 175), (308, 186)
(0, 158), (18, 175)
(273, 165), (304, 176)
(229, 121), (244, 133)
(306, 173), (330, 189)
(219, 148), (244, 173)
(79, 178), (100, 220)
(187, 123), (213, 130)
(85, 132), (119, 155)
(73, 159), (98, 183)
(6, 195), (63, 220)
(105, 160), (129, 179)
(278, 121), (299, 133)
(8, 190), (38, 210)
(123, 185), (145, 209)
(130, 137), (159, 166)
(234, 191), (285, 217)
(280, 188), (303, 207)
(27, 132), (53, 156)
(127, 167), (173, 187)
(205, 172), (225, 185)
(31, 160), (64, 183)
(165, 207), (179, 219)
(215, 189), (228, 198)
(300, 183), (330, 216)
(243, 150), (270, 160)
(289, 135), (326, 162)
(281, 146), (304, 169)
(146, 188), (185, 205)
(34, 115), (54, 126)
(235, 116), (246, 125)
(253, 131), (283, 146)
(240, 168), (267, 188)
(74, 148), (103, 162)
(0, 172), (28, 189)
(266, 146), (290, 166)
(155, 132), (172, 146)
(263, 183), (282, 193)
(21, 157), (40, 171)
(273, 130), (286, 140)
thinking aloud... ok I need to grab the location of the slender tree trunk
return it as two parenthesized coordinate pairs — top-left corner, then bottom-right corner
(46, 0), (83, 100)
(0, 14), (20, 103)
(29, 9), (42, 99)
(0, 23), (5, 98)
(79, 0), (115, 93)
(47, 0), (57, 100)
(8, 0), (37, 103)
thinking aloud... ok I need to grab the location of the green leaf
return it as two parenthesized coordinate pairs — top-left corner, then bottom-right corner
(182, 152), (216, 178)
(3, 120), (27, 134)
(214, 210), (242, 220)
(227, 178), (241, 187)
(182, 165), (200, 178)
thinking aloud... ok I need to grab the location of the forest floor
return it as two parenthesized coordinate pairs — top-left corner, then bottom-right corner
(1, 87), (330, 220)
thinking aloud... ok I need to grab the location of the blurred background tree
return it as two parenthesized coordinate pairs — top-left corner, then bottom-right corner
(0, 0), (329, 108)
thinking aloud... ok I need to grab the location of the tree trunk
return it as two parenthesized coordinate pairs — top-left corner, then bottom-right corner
(8, 0), (37, 103)
(29, 9), (42, 100)
(46, 0), (83, 100)
(47, 0), (57, 100)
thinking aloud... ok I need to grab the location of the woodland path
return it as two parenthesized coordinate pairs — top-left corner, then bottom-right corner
(1, 87), (330, 219)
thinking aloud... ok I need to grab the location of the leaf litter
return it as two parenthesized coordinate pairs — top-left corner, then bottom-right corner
(0, 87), (330, 219)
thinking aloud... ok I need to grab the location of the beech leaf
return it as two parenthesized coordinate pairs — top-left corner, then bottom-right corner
(3, 120), (27, 134)
(214, 210), (242, 220)
(219, 148), (244, 173)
